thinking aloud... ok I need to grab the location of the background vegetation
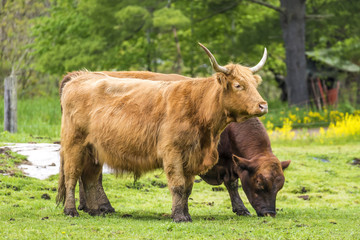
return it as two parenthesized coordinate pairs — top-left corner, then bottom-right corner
(1, 1), (360, 239)
(1, 0), (360, 106)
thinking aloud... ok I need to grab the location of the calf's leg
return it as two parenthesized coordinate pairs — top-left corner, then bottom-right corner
(224, 179), (251, 216)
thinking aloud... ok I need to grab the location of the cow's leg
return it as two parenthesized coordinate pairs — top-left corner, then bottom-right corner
(63, 144), (85, 217)
(78, 177), (87, 212)
(183, 176), (195, 220)
(95, 173), (115, 214)
(79, 172), (115, 214)
(80, 160), (103, 216)
(164, 159), (193, 222)
(224, 179), (251, 216)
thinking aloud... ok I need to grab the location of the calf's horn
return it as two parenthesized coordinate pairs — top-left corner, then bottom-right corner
(249, 48), (267, 73)
(198, 42), (230, 74)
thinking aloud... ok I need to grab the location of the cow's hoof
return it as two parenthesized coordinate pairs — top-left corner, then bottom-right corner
(172, 214), (192, 223)
(87, 209), (102, 216)
(78, 204), (88, 212)
(64, 208), (79, 217)
(99, 203), (115, 214)
(235, 208), (251, 216)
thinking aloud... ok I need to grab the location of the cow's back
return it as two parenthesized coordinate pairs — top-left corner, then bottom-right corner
(102, 71), (191, 81)
(223, 118), (272, 159)
(61, 72), (171, 174)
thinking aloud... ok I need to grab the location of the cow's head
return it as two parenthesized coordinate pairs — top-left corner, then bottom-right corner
(232, 154), (291, 217)
(199, 43), (268, 122)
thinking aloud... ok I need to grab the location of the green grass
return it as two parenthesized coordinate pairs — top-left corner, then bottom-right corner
(0, 97), (61, 142)
(1, 143), (359, 239)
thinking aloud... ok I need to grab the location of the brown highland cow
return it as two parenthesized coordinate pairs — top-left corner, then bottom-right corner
(58, 43), (268, 222)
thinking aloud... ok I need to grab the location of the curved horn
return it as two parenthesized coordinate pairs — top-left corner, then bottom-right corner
(249, 48), (267, 73)
(198, 42), (230, 74)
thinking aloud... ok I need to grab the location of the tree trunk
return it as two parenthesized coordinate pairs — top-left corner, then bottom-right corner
(280, 0), (308, 106)
(4, 73), (17, 133)
(172, 26), (183, 74)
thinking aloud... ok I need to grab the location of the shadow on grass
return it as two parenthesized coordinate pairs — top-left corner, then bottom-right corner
(76, 209), (258, 222)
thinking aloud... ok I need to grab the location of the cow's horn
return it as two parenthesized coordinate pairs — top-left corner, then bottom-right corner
(249, 48), (267, 73)
(198, 42), (230, 74)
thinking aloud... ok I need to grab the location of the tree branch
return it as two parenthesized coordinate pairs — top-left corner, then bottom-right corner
(246, 0), (285, 14)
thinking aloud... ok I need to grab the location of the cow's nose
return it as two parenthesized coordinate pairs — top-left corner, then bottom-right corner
(259, 103), (268, 113)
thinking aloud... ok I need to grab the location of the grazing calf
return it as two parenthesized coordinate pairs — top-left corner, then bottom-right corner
(58, 43), (268, 222)
(200, 117), (291, 217)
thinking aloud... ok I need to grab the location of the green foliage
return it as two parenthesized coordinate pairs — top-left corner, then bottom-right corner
(1, 0), (359, 101)
(115, 6), (151, 35)
(153, 7), (190, 30)
(0, 144), (359, 239)
(0, 0), (48, 95)
(306, 1), (360, 66)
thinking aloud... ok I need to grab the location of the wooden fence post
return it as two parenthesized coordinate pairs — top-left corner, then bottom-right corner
(4, 74), (17, 133)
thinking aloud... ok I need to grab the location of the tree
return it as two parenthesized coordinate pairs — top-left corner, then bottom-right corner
(0, 0), (48, 94)
(247, 0), (308, 106)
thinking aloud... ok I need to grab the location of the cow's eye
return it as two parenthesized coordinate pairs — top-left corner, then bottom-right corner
(234, 83), (244, 90)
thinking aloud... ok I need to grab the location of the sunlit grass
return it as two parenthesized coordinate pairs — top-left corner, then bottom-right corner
(1, 143), (359, 239)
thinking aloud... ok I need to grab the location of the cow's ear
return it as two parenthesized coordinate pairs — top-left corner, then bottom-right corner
(253, 75), (263, 86)
(232, 154), (252, 171)
(216, 73), (228, 89)
(281, 160), (291, 170)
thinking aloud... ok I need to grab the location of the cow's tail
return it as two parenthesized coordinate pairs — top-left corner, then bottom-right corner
(56, 150), (66, 206)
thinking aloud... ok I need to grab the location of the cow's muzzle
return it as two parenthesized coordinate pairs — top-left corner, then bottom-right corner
(257, 209), (276, 217)
(259, 103), (268, 113)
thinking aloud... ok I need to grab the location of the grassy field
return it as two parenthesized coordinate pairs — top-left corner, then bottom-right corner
(0, 98), (61, 141)
(1, 143), (359, 239)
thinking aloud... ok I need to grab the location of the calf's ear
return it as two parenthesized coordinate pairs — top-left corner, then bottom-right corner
(281, 160), (291, 170)
(232, 154), (252, 171)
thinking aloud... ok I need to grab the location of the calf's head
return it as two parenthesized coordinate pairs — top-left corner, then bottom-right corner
(232, 154), (291, 217)
(199, 43), (268, 121)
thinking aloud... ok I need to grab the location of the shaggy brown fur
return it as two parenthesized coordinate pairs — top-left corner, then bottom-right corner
(58, 64), (267, 222)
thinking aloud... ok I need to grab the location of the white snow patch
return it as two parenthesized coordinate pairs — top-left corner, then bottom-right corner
(2, 143), (112, 180)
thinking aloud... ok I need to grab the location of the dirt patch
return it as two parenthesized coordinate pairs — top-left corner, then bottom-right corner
(212, 187), (224, 192)
(0, 147), (31, 176)
(298, 195), (310, 200)
(41, 193), (51, 200)
(0, 147), (12, 156)
(151, 180), (167, 188)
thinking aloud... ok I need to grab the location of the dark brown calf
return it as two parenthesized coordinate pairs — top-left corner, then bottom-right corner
(200, 117), (290, 217)
(78, 117), (290, 217)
